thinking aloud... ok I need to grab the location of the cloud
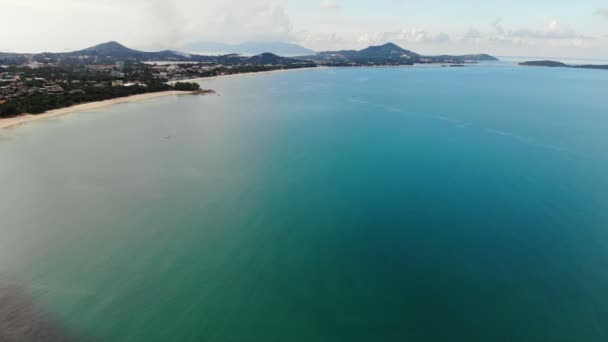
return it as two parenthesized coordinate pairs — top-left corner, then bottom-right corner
(320, 1), (340, 10)
(492, 18), (506, 35)
(3, 1), (608, 58)
(488, 18), (591, 47)
(463, 28), (482, 41)
(1, 0), (296, 52)
(294, 30), (355, 51)
(354, 28), (451, 47)
(204, 2), (294, 43)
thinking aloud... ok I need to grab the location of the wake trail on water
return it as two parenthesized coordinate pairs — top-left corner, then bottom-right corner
(346, 96), (589, 161)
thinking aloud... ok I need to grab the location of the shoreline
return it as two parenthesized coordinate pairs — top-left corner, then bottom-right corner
(1, 68), (312, 131)
(1, 63), (488, 131)
(168, 63), (478, 84)
(168, 66), (318, 84)
(0, 90), (192, 130)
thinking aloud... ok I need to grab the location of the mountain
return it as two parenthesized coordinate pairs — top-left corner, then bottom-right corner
(301, 42), (499, 65)
(0, 41), (204, 65)
(78, 41), (140, 55)
(304, 43), (419, 65)
(358, 43), (420, 59)
(245, 53), (309, 65)
(1, 41), (499, 67)
(0, 41), (317, 66)
(62, 41), (195, 62)
(428, 54), (499, 62)
(0, 52), (29, 65)
(519, 60), (567, 67)
(182, 41), (316, 56)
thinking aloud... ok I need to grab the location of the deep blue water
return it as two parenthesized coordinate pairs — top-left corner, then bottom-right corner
(1, 64), (608, 341)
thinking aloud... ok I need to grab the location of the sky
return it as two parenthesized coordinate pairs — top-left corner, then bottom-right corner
(1, 0), (608, 58)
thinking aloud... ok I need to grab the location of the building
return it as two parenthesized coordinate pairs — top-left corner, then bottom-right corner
(43, 84), (64, 95)
(123, 82), (147, 87)
(110, 70), (125, 78)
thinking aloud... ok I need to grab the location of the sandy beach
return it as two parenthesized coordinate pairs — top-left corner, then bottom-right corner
(0, 68), (314, 131)
(0, 90), (192, 130)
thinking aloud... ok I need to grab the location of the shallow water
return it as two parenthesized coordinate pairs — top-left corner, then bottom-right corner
(1, 65), (608, 341)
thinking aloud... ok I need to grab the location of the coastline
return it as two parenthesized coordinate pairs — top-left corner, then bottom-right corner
(1, 63), (484, 131)
(0, 90), (192, 130)
(1, 68), (312, 131)
(168, 63), (470, 84)
(168, 66), (323, 84)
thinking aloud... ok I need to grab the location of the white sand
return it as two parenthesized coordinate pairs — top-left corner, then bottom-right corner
(0, 67), (321, 131)
(0, 91), (191, 130)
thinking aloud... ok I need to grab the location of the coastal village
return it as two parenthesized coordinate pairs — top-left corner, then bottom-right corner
(0, 61), (306, 117)
(0, 54), (315, 117)
(0, 62), (230, 103)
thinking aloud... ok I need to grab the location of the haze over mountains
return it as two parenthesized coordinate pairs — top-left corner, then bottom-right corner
(0, 42), (315, 67)
(0, 41), (498, 66)
(181, 41), (316, 56)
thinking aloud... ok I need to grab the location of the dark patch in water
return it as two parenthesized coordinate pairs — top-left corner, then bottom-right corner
(0, 285), (74, 342)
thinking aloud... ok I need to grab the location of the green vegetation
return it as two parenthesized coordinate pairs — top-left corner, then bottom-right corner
(0, 41), (502, 119)
(302, 43), (499, 66)
(0, 84), (170, 117)
(519, 61), (568, 67)
(520, 60), (608, 70)
(0, 62), (203, 118)
(172, 82), (201, 91)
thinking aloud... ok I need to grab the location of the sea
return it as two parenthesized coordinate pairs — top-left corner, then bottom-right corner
(1, 63), (608, 341)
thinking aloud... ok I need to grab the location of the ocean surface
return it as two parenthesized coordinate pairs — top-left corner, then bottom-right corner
(1, 64), (608, 341)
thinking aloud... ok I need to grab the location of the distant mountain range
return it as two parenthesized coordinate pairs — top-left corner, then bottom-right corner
(181, 41), (316, 56)
(0, 42), (314, 66)
(0, 42), (197, 65)
(0, 41), (499, 67)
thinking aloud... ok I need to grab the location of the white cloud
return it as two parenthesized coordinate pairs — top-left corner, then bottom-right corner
(1, 0), (296, 52)
(352, 28), (451, 48)
(294, 30), (355, 51)
(488, 18), (591, 48)
(202, 1), (294, 44)
(595, 8), (608, 17)
(320, 1), (340, 10)
(1, 1), (607, 59)
(462, 28), (482, 41)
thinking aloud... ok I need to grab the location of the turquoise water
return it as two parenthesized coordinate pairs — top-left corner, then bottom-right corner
(1, 65), (608, 341)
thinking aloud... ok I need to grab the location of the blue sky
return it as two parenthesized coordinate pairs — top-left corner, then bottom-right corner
(292, 0), (604, 28)
(2, 0), (607, 58)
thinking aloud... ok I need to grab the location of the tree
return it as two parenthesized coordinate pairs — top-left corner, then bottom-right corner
(0, 103), (19, 117)
(173, 82), (201, 91)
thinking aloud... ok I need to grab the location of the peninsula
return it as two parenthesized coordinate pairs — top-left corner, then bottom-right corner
(519, 60), (608, 70)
